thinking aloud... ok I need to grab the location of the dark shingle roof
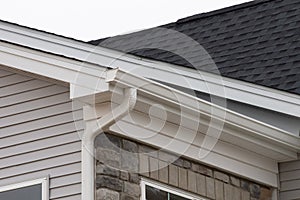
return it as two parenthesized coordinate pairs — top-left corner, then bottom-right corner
(89, 0), (300, 95)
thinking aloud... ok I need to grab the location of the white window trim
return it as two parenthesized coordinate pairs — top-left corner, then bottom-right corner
(0, 177), (49, 200)
(141, 178), (207, 200)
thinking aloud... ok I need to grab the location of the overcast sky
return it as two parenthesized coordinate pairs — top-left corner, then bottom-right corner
(1, 0), (251, 41)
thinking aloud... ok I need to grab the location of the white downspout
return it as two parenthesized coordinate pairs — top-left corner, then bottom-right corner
(81, 88), (137, 200)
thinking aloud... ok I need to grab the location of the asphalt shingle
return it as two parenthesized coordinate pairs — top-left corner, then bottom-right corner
(89, 0), (300, 95)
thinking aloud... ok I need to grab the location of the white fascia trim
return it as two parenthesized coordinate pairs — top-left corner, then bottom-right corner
(0, 41), (109, 99)
(106, 69), (300, 152)
(0, 177), (49, 200)
(0, 21), (299, 117)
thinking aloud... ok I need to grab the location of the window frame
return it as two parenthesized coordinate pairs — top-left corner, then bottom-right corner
(0, 177), (49, 200)
(140, 178), (206, 200)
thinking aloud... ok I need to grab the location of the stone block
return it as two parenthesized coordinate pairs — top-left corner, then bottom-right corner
(96, 148), (121, 168)
(260, 187), (272, 200)
(95, 133), (121, 152)
(206, 177), (216, 199)
(121, 193), (139, 200)
(230, 176), (240, 187)
(97, 188), (119, 200)
(173, 158), (184, 167)
(191, 163), (213, 177)
(173, 158), (191, 169)
(120, 171), (129, 181)
(214, 171), (229, 183)
(250, 183), (261, 199)
(96, 175), (123, 192)
(241, 180), (250, 191)
(182, 159), (192, 169)
(96, 164), (119, 177)
(129, 173), (140, 184)
(123, 140), (138, 153)
(169, 164), (179, 187)
(121, 150), (138, 172)
(124, 181), (141, 197)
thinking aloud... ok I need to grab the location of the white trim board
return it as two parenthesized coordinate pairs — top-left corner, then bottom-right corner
(141, 178), (207, 200)
(0, 177), (49, 200)
(0, 21), (299, 117)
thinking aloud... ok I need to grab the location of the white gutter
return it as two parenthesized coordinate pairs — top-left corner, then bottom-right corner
(81, 88), (137, 200)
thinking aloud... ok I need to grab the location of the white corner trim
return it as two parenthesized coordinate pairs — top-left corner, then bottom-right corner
(0, 177), (49, 200)
(0, 20), (299, 117)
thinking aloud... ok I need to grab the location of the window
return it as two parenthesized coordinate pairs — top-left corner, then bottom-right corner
(141, 179), (206, 200)
(0, 177), (48, 200)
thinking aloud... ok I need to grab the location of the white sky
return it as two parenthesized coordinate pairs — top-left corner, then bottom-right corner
(1, 0), (251, 41)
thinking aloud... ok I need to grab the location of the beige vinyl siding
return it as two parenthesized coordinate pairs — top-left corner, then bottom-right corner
(279, 159), (300, 200)
(0, 68), (83, 200)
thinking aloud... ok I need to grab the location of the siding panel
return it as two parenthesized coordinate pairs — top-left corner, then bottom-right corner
(0, 110), (82, 138)
(0, 69), (82, 199)
(1, 85), (68, 107)
(0, 79), (52, 97)
(279, 159), (300, 200)
(0, 92), (70, 117)
(0, 69), (13, 77)
(50, 184), (81, 199)
(0, 122), (83, 149)
(0, 74), (32, 87)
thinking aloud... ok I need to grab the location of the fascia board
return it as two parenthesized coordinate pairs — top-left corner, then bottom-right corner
(0, 21), (299, 117)
(106, 69), (300, 153)
(0, 41), (109, 99)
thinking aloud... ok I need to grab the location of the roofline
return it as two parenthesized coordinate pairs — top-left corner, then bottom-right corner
(0, 19), (89, 43)
(176, 0), (273, 24)
(1, 38), (298, 155)
(0, 19), (299, 119)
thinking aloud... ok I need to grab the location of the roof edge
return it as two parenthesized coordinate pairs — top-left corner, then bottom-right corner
(176, 0), (275, 24)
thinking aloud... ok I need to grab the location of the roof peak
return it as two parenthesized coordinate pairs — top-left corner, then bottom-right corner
(176, 0), (276, 24)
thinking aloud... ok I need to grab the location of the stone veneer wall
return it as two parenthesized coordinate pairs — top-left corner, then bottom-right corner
(95, 133), (273, 200)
